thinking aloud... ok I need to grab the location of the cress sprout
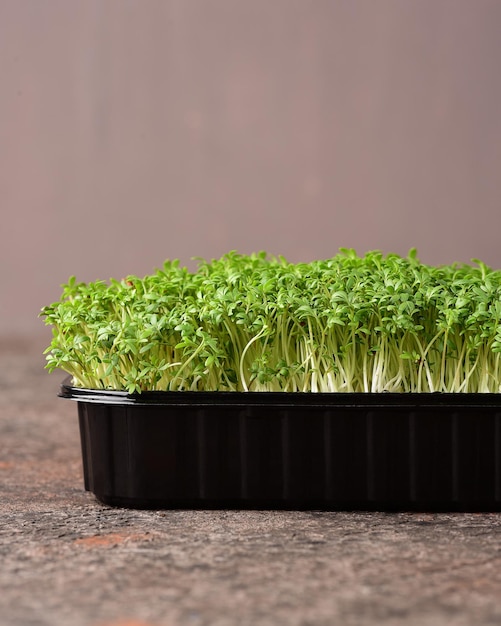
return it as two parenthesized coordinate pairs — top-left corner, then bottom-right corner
(41, 250), (501, 393)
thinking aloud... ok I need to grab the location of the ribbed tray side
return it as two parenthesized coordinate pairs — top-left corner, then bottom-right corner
(77, 402), (501, 510)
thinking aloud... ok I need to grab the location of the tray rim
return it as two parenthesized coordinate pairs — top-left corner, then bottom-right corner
(60, 377), (501, 408)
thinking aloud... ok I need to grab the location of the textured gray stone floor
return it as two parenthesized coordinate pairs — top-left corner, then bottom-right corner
(2, 339), (501, 626)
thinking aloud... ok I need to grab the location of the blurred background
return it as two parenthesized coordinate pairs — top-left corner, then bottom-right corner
(1, 0), (501, 343)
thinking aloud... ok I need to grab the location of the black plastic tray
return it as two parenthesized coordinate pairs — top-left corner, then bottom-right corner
(60, 379), (501, 510)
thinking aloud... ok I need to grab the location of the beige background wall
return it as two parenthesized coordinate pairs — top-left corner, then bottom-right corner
(1, 0), (501, 340)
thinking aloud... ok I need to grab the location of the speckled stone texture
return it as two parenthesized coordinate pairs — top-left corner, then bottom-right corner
(2, 339), (501, 626)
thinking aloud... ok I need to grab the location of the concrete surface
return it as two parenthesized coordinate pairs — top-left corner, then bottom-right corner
(2, 340), (501, 626)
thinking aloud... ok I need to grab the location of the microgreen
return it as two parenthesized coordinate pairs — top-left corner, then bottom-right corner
(41, 250), (501, 393)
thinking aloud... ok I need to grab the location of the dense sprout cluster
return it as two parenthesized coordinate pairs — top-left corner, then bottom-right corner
(41, 250), (501, 393)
